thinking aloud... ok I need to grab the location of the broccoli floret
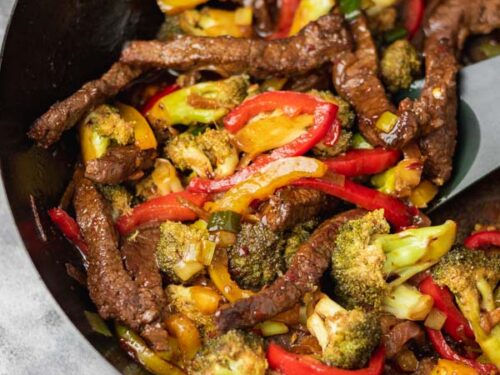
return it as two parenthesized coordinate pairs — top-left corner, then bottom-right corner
(156, 221), (211, 283)
(312, 130), (353, 158)
(166, 128), (239, 179)
(147, 75), (249, 131)
(98, 184), (132, 220)
(331, 210), (456, 314)
(381, 40), (421, 93)
(309, 90), (355, 129)
(308, 91), (355, 157)
(189, 330), (268, 375)
(227, 223), (285, 291)
(307, 294), (381, 369)
(432, 247), (500, 368)
(86, 104), (134, 146)
(197, 128), (239, 178)
(136, 158), (184, 200)
(166, 284), (216, 335)
(283, 219), (319, 267)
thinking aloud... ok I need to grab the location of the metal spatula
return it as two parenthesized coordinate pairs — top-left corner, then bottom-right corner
(397, 55), (500, 211)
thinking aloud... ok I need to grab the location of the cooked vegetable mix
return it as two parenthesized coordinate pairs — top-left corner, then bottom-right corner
(38, 0), (500, 374)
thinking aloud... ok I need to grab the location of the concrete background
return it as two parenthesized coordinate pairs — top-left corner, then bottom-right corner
(0, 0), (116, 373)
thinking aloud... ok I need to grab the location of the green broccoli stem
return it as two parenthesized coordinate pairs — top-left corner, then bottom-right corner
(382, 283), (433, 320)
(476, 277), (496, 312)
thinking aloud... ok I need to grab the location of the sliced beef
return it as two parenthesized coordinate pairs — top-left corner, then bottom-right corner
(120, 225), (164, 314)
(28, 62), (143, 148)
(73, 177), (168, 350)
(333, 15), (418, 149)
(84, 145), (156, 184)
(401, 0), (500, 185)
(121, 12), (351, 79)
(215, 209), (366, 332)
(258, 187), (338, 232)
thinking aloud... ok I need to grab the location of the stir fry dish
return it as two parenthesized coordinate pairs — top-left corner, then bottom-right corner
(31, 0), (500, 374)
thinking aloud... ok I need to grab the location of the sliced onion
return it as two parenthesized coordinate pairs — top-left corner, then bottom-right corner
(424, 308), (447, 330)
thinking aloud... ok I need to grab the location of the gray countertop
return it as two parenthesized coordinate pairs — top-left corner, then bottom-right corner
(0, 0), (116, 373)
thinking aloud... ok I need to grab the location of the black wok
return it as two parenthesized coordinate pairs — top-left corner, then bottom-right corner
(0, 0), (498, 373)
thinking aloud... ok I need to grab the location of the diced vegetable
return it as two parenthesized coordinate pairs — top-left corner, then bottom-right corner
(207, 210), (242, 233)
(340, 0), (362, 20)
(371, 159), (423, 198)
(424, 308), (448, 331)
(351, 133), (374, 150)
(375, 111), (399, 133)
(255, 321), (289, 337)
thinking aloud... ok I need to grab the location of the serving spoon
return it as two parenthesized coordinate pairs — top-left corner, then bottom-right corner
(398, 55), (500, 211)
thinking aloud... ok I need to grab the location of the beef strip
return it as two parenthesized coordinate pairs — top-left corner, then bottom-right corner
(383, 321), (423, 358)
(84, 145), (156, 185)
(120, 225), (168, 346)
(401, 0), (500, 185)
(258, 187), (338, 232)
(28, 62), (144, 149)
(215, 209), (366, 332)
(332, 15), (418, 150)
(74, 177), (168, 350)
(120, 12), (351, 79)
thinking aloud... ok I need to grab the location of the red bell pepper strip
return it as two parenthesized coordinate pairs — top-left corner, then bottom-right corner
(425, 328), (497, 375)
(141, 83), (180, 114)
(293, 177), (415, 230)
(419, 276), (475, 342)
(48, 208), (88, 255)
(323, 149), (401, 177)
(116, 192), (208, 236)
(267, 343), (385, 375)
(268, 0), (301, 39)
(402, 0), (424, 39)
(464, 230), (500, 250)
(188, 92), (338, 193)
(323, 118), (342, 147)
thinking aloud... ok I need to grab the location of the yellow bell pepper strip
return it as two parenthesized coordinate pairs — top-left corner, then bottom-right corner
(430, 359), (479, 375)
(208, 157), (328, 215)
(208, 248), (254, 303)
(410, 180), (439, 208)
(289, 0), (336, 36)
(116, 103), (157, 151)
(179, 7), (253, 38)
(371, 158), (423, 198)
(156, 0), (209, 15)
(426, 329), (496, 375)
(234, 112), (314, 158)
(165, 314), (201, 361)
(115, 323), (185, 375)
(145, 75), (249, 131)
(189, 286), (221, 315)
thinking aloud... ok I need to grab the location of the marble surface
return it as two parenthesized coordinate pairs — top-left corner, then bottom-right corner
(0, 0), (117, 373)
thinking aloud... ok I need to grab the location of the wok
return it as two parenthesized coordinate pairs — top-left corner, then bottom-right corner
(0, 0), (498, 373)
